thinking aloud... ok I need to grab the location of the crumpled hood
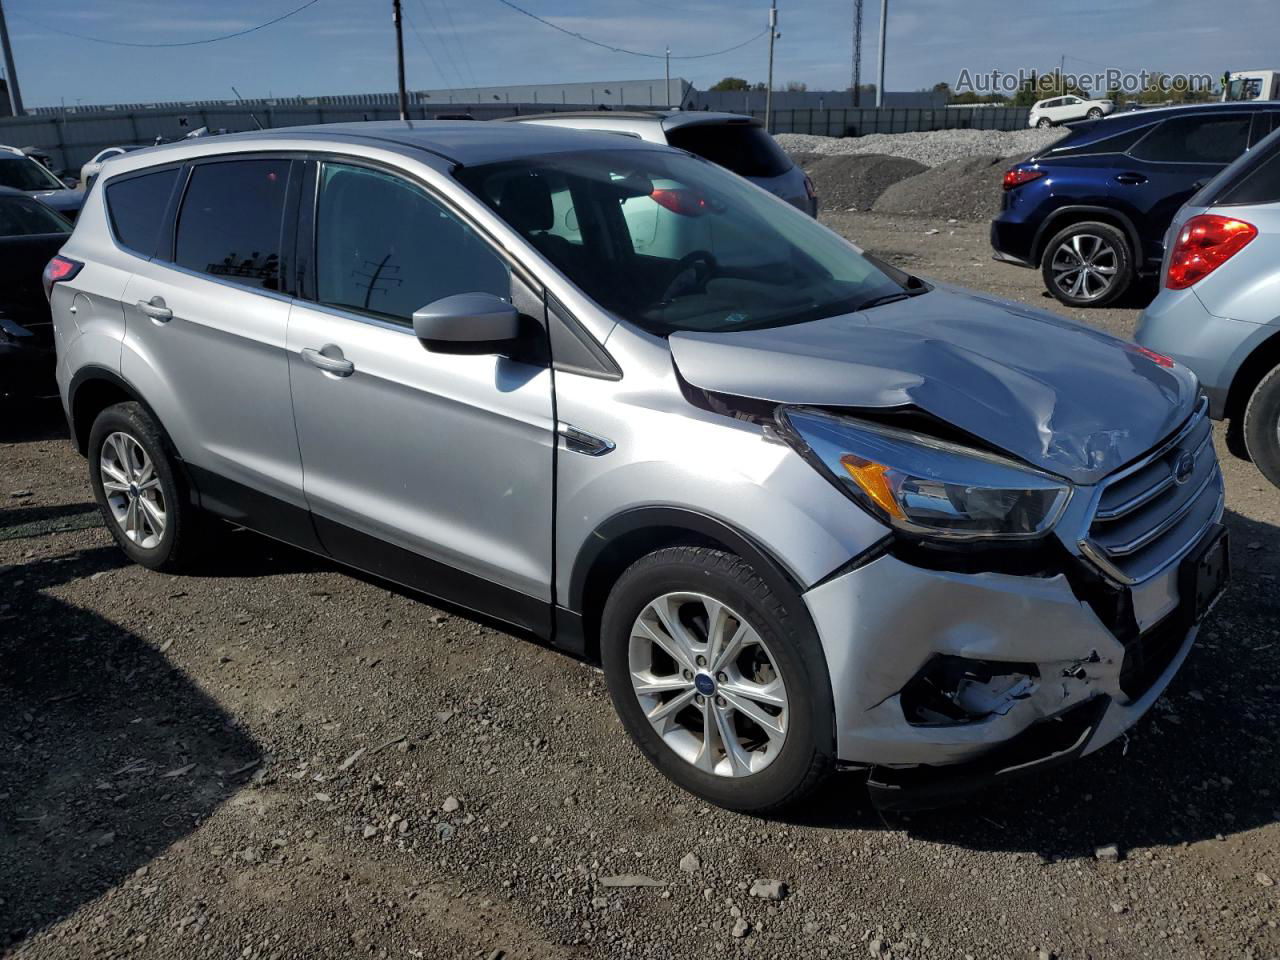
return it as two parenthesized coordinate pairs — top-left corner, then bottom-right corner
(669, 286), (1198, 484)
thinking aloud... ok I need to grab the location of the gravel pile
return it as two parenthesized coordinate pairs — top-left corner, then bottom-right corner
(792, 152), (927, 212)
(871, 154), (1010, 221)
(777, 127), (1064, 167)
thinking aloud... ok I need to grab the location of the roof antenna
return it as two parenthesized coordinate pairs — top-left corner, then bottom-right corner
(231, 86), (265, 131)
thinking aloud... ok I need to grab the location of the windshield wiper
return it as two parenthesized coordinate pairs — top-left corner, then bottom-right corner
(855, 276), (931, 312)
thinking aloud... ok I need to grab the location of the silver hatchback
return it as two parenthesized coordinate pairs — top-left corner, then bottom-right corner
(50, 121), (1227, 812)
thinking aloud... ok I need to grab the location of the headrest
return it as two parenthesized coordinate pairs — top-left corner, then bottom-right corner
(498, 174), (553, 233)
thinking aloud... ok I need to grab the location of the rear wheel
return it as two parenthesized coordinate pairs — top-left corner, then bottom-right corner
(1037, 117), (1053, 129)
(1243, 364), (1280, 489)
(1041, 220), (1133, 307)
(600, 545), (833, 812)
(1087, 107), (1104, 119)
(88, 401), (205, 572)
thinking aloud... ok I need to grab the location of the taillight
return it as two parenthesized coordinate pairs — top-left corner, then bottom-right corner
(651, 187), (709, 217)
(1165, 214), (1257, 289)
(1002, 168), (1046, 191)
(43, 255), (83, 299)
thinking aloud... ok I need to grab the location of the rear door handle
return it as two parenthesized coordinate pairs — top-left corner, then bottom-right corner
(1114, 172), (1148, 185)
(137, 297), (172, 322)
(301, 346), (355, 377)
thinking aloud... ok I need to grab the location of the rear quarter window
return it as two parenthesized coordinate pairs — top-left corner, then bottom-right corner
(1047, 123), (1152, 158)
(105, 167), (180, 257)
(665, 123), (793, 178)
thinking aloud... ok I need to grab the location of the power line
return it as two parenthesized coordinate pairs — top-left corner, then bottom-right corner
(10, 0), (323, 48)
(412, 0), (469, 94)
(490, 0), (768, 60)
(435, 0), (482, 95)
(403, 9), (454, 89)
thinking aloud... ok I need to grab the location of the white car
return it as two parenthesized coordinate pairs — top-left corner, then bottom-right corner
(1028, 95), (1115, 128)
(79, 145), (144, 189)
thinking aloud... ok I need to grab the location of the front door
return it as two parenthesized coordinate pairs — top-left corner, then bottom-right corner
(285, 160), (555, 633)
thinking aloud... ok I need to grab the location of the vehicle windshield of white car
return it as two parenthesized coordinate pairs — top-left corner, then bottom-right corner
(455, 149), (907, 335)
(0, 157), (67, 192)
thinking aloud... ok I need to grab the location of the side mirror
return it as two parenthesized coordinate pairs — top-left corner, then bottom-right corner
(411, 293), (521, 355)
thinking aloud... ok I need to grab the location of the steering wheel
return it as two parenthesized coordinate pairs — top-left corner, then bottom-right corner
(659, 250), (718, 303)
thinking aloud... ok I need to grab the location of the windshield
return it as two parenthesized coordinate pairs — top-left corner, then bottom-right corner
(455, 149), (906, 335)
(0, 196), (72, 236)
(0, 156), (66, 191)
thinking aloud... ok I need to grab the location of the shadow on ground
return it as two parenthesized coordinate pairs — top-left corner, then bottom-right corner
(0, 398), (68, 446)
(785, 506), (1280, 859)
(0, 544), (261, 949)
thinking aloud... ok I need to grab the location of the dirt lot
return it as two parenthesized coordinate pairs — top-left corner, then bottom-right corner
(3, 213), (1279, 960)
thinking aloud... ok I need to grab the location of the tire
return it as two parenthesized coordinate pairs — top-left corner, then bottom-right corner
(1040, 220), (1133, 308)
(88, 401), (204, 572)
(1087, 107), (1103, 119)
(600, 545), (833, 813)
(1037, 117), (1053, 129)
(1243, 364), (1280, 489)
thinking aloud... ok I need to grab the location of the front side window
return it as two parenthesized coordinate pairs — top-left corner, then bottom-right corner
(314, 162), (509, 324)
(1130, 114), (1251, 164)
(174, 159), (290, 290)
(0, 196), (72, 237)
(0, 155), (66, 191)
(456, 149), (907, 336)
(106, 167), (179, 256)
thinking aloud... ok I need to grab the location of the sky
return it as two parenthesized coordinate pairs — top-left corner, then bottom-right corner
(2, 0), (1276, 108)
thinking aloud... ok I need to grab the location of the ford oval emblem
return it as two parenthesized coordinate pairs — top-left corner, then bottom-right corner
(1173, 450), (1195, 485)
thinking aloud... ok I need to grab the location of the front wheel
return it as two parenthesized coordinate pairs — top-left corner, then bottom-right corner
(88, 401), (205, 572)
(1243, 364), (1280, 489)
(1040, 220), (1133, 307)
(600, 545), (833, 812)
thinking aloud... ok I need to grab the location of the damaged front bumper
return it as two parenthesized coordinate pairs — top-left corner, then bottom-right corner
(803, 541), (1209, 811)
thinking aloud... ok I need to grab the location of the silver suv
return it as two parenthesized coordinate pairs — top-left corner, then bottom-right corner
(50, 121), (1228, 812)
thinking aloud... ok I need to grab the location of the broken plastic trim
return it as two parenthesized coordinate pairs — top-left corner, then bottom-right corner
(899, 655), (1040, 726)
(866, 695), (1111, 813)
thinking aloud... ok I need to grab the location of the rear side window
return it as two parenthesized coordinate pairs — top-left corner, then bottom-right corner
(1213, 131), (1280, 205)
(1049, 124), (1151, 158)
(174, 159), (290, 291)
(1130, 114), (1251, 164)
(0, 196), (71, 237)
(314, 162), (509, 324)
(105, 168), (178, 256)
(665, 123), (792, 178)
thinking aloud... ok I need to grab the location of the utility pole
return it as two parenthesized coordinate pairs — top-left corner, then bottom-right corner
(875, 0), (887, 108)
(765, 0), (777, 133)
(1059, 53), (1066, 96)
(0, 0), (25, 117)
(665, 46), (671, 108)
(851, 0), (863, 106)
(392, 0), (408, 121)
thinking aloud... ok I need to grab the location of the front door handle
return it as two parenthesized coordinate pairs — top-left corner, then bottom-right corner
(301, 345), (355, 377)
(1114, 172), (1148, 185)
(137, 297), (172, 322)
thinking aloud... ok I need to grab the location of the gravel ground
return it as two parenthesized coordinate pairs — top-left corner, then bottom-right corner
(871, 154), (1009, 222)
(3, 215), (1280, 960)
(776, 128), (1065, 167)
(792, 153), (927, 213)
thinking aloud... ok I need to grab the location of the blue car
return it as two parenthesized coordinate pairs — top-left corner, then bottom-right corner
(991, 102), (1280, 307)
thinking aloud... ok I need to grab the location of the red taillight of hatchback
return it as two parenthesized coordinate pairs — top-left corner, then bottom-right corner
(42, 254), (83, 299)
(1002, 168), (1045, 191)
(1165, 214), (1257, 289)
(651, 187), (710, 217)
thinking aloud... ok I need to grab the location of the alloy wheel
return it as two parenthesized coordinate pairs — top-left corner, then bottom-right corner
(100, 431), (166, 549)
(628, 592), (787, 777)
(1050, 233), (1120, 302)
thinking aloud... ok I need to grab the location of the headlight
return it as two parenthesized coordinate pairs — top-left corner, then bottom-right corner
(781, 407), (1071, 541)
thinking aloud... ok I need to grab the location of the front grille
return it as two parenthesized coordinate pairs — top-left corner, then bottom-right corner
(1081, 399), (1223, 584)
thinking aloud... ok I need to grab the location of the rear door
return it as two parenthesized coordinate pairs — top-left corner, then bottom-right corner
(1113, 111), (1252, 267)
(285, 158), (555, 631)
(118, 155), (316, 546)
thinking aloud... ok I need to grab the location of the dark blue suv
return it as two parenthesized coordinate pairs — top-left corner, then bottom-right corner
(992, 102), (1280, 307)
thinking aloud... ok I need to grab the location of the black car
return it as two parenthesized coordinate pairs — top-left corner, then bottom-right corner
(0, 187), (72, 398)
(992, 102), (1280, 306)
